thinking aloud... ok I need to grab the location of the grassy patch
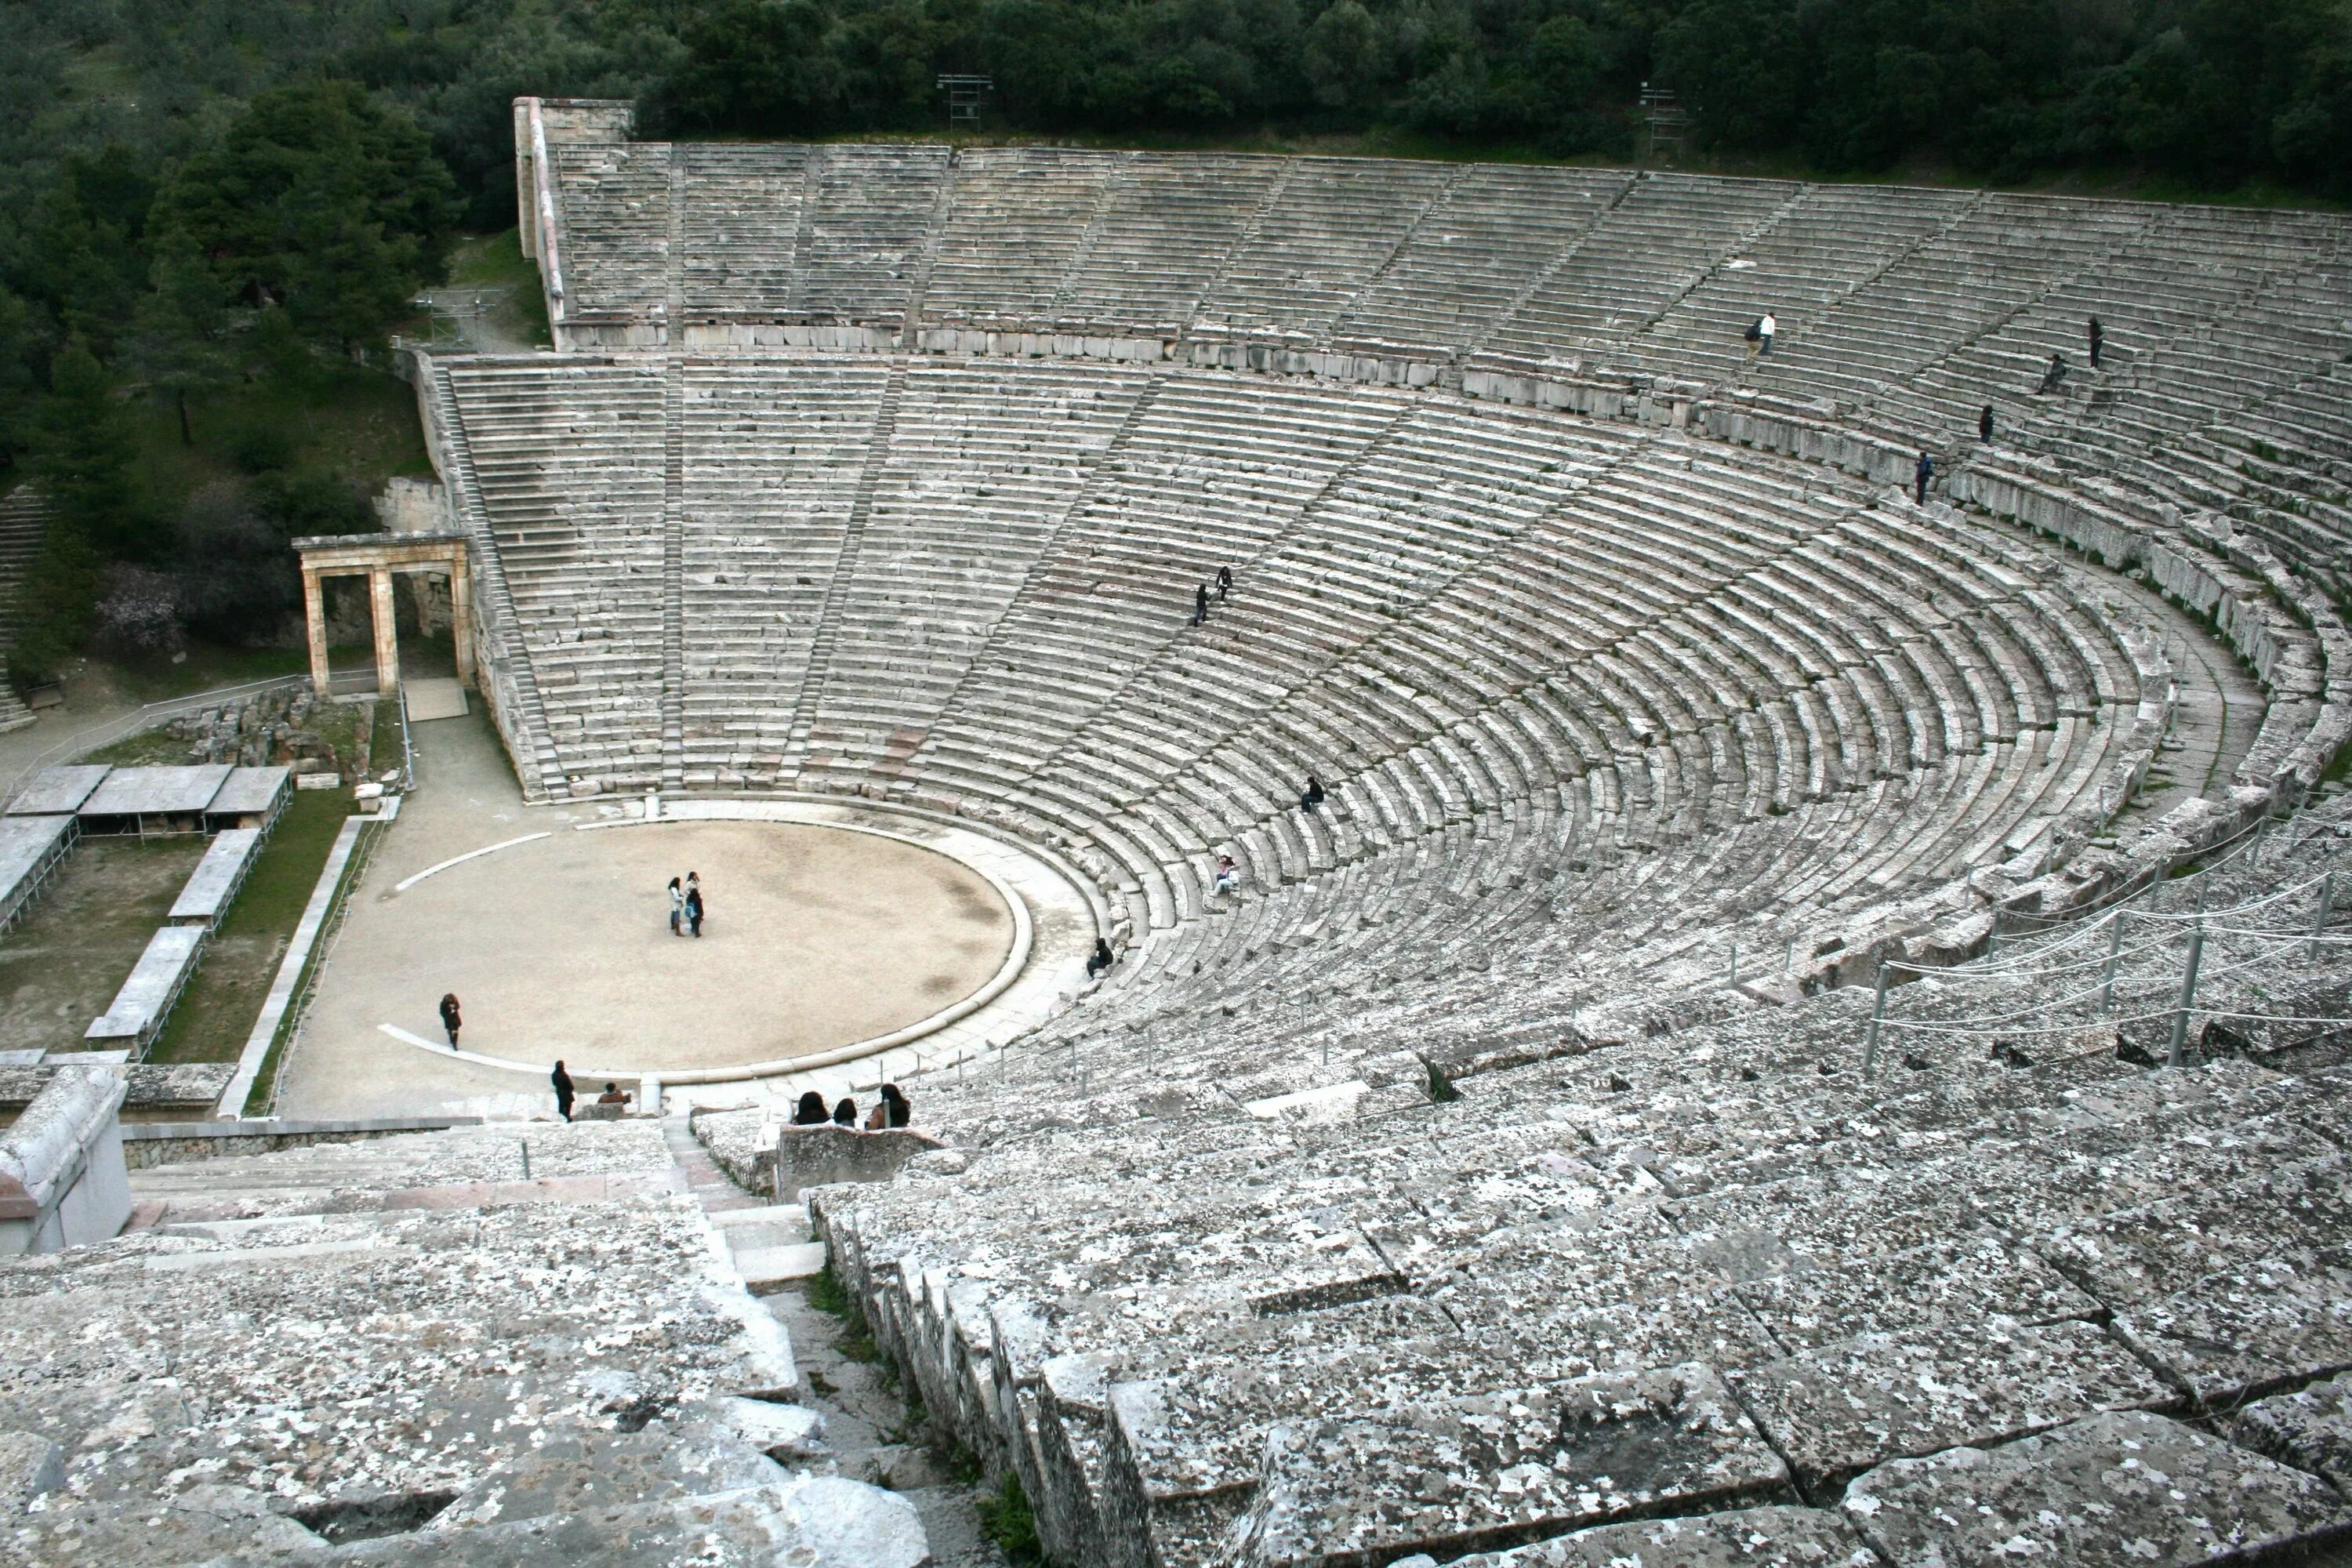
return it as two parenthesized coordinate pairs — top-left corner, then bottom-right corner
(976, 1474), (1044, 1564)
(803, 1266), (883, 1364)
(147, 788), (352, 1065)
(448, 229), (554, 349)
(133, 365), (431, 524)
(0, 837), (209, 1055)
(241, 811), (381, 1116)
(95, 643), (373, 707)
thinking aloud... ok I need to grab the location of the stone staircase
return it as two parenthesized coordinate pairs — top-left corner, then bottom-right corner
(0, 485), (47, 732)
(782, 361), (908, 782)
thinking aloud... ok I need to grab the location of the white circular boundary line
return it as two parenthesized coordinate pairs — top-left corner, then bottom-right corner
(376, 808), (1037, 1085)
(392, 833), (554, 893)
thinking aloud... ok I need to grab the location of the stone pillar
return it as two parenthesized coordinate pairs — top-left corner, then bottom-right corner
(448, 551), (476, 689)
(368, 568), (400, 695)
(303, 571), (331, 696)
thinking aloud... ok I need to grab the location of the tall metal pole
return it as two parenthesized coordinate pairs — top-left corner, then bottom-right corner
(1729, 941), (1739, 988)
(2096, 909), (2125, 1015)
(2166, 919), (2206, 1069)
(2315, 873), (2336, 963)
(1862, 958), (1891, 1082)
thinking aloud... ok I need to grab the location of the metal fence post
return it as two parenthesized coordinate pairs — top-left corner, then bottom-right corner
(1862, 958), (1890, 1082)
(2097, 909), (2125, 1014)
(1728, 940), (1739, 987)
(2166, 919), (2206, 1069)
(2315, 874), (2336, 963)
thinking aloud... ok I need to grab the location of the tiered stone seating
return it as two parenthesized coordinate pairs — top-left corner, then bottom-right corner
(921, 147), (1120, 328)
(679, 355), (891, 785)
(1056, 155), (1287, 334)
(550, 143), (670, 323)
(443, 356), (669, 789)
(0, 484), (45, 733)
(797, 359), (1153, 782)
(1746, 194), (2153, 410)
(814, 815), (2352, 1565)
(1480, 174), (1802, 359)
(784, 143), (947, 325)
(1621, 183), (1980, 381)
(1188, 158), (1459, 345)
(1327, 166), (1632, 359)
(678, 142), (814, 321)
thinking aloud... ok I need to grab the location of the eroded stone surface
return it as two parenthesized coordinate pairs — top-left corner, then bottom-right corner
(1731, 1319), (2175, 1490)
(2230, 1370), (2352, 1488)
(1842, 1410), (2352, 1566)
(1439, 1504), (1880, 1566)
(1229, 1363), (1791, 1566)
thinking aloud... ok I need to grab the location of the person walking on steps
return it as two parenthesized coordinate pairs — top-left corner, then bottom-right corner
(1301, 776), (1327, 812)
(667, 877), (684, 936)
(2089, 317), (2103, 369)
(438, 993), (462, 1049)
(1979, 405), (1994, 444)
(1193, 583), (1210, 626)
(2036, 353), (2069, 397)
(1217, 564), (1233, 602)
(1914, 451), (1934, 506)
(552, 1059), (575, 1123)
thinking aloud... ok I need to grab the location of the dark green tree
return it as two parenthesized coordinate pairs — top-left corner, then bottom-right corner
(154, 80), (459, 351)
(13, 339), (141, 675)
(129, 230), (237, 447)
(652, 0), (850, 134)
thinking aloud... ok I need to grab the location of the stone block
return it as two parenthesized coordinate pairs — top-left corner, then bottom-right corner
(775, 1124), (949, 1201)
(1437, 1504), (1879, 1567)
(1732, 1319), (2174, 1491)
(1842, 1410), (2352, 1566)
(2229, 1370), (2352, 1487)
(1228, 1363), (1791, 1566)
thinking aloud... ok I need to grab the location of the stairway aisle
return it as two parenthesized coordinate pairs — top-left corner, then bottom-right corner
(661, 1110), (1007, 1565)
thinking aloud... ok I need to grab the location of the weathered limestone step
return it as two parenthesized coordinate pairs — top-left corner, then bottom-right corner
(1840, 1410), (2352, 1565)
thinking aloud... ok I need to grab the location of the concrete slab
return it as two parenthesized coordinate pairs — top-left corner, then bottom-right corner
(405, 677), (470, 720)
(7, 764), (109, 815)
(80, 764), (234, 818)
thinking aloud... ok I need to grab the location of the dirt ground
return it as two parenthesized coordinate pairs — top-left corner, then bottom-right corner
(0, 836), (208, 1055)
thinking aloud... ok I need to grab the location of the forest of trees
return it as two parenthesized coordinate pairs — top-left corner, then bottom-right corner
(2, 0), (2348, 678)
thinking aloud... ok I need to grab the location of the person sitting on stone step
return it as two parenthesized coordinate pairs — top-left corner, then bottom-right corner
(1213, 855), (1239, 895)
(793, 1090), (829, 1125)
(832, 1096), (859, 1128)
(597, 1082), (632, 1107)
(1086, 937), (1115, 978)
(1301, 776), (1327, 811)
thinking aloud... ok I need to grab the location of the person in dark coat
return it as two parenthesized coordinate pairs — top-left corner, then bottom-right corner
(2088, 317), (2103, 368)
(1216, 565), (1233, 601)
(551, 1060), (575, 1122)
(793, 1090), (829, 1125)
(1301, 776), (1327, 811)
(1978, 405), (1994, 444)
(880, 1083), (912, 1127)
(833, 1096), (859, 1127)
(439, 993), (462, 1048)
(1086, 937), (1114, 979)
(1192, 583), (1210, 626)
(2036, 353), (2069, 396)
(1914, 451), (1934, 506)
(685, 880), (705, 938)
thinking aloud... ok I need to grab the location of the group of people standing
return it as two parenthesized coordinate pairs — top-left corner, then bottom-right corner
(793, 1083), (911, 1131)
(667, 872), (707, 938)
